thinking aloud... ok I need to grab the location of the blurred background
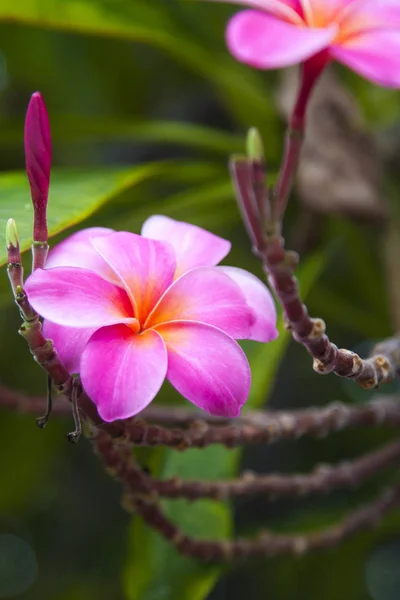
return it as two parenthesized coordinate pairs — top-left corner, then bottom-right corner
(1, 1), (400, 599)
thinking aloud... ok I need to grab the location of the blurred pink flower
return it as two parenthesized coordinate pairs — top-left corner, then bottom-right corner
(209, 0), (400, 87)
(25, 217), (277, 422)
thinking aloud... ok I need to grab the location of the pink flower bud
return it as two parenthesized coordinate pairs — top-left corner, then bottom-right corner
(24, 92), (52, 242)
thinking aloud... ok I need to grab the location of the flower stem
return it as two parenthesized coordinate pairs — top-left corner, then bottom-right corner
(273, 54), (328, 223)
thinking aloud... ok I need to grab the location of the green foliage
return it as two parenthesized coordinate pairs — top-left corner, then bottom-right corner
(0, 0), (280, 136)
(0, 161), (224, 266)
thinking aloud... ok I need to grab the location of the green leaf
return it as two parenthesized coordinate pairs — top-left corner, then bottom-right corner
(0, 117), (244, 156)
(0, 411), (64, 514)
(0, 0), (279, 132)
(125, 446), (233, 600)
(124, 250), (327, 600)
(0, 161), (223, 267)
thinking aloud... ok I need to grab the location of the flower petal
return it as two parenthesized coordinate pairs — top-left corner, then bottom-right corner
(332, 30), (400, 87)
(46, 227), (117, 283)
(219, 266), (278, 342)
(91, 232), (176, 323)
(201, 0), (305, 24)
(25, 267), (137, 328)
(81, 325), (168, 422)
(141, 215), (231, 278)
(43, 320), (96, 374)
(226, 9), (337, 69)
(157, 321), (251, 417)
(336, 0), (400, 37)
(304, 0), (355, 26)
(146, 266), (253, 339)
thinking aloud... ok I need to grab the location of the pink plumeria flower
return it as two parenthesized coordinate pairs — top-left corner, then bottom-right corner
(25, 216), (277, 422)
(207, 0), (400, 87)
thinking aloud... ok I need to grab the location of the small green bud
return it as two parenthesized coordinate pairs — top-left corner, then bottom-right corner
(246, 128), (264, 162)
(6, 218), (19, 249)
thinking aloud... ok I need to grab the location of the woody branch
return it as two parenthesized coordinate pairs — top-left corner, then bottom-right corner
(92, 429), (400, 561)
(231, 103), (400, 389)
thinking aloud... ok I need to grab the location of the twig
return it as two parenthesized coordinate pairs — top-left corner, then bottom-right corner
(230, 159), (400, 388)
(263, 235), (400, 387)
(120, 438), (400, 501)
(93, 429), (400, 561)
(97, 397), (400, 449)
(2, 385), (400, 449)
(131, 481), (400, 561)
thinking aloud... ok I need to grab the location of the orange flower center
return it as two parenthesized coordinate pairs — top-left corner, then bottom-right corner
(299, 1), (375, 46)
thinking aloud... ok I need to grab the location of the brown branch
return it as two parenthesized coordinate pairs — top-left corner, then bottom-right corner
(0, 384), (70, 415)
(92, 429), (400, 561)
(97, 397), (400, 449)
(121, 438), (400, 501)
(230, 158), (400, 389)
(2, 384), (400, 450)
(131, 481), (400, 561)
(263, 233), (400, 387)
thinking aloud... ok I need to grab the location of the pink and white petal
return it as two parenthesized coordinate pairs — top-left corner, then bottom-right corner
(146, 266), (253, 339)
(25, 267), (136, 328)
(201, 0), (305, 24)
(43, 320), (96, 374)
(158, 321), (251, 417)
(80, 325), (168, 422)
(338, 0), (400, 35)
(91, 232), (176, 323)
(226, 10), (337, 69)
(141, 215), (231, 278)
(219, 266), (278, 342)
(46, 227), (118, 284)
(305, 0), (357, 25)
(332, 30), (400, 88)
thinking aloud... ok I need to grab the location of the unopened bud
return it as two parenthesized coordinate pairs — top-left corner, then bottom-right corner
(6, 218), (19, 250)
(24, 91), (51, 242)
(246, 128), (264, 162)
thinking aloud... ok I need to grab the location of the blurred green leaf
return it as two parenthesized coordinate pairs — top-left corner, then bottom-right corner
(0, 117), (244, 155)
(0, 161), (223, 267)
(124, 250), (327, 600)
(125, 446), (233, 600)
(0, 411), (63, 514)
(0, 0), (280, 133)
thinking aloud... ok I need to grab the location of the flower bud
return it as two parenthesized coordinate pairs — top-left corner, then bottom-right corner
(6, 218), (21, 267)
(6, 218), (19, 250)
(246, 128), (264, 162)
(24, 92), (52, 242)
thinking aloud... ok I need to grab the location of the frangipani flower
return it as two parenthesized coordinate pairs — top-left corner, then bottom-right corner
(25, 216), (277, 422)
(209, 0), (400, 88)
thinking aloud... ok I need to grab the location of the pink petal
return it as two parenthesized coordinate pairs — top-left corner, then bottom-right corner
(91, 232), (176, 323)
(226, 10), (337, 69)
(332, 30), (400, 87)
(338, 0), (400, 34)
(304, 0), (355, 24)
(219, 266), (278, 342)
(80, 325), (168, 422)
(25, 267), (137, 328)
(202, 0), (305, 24)
(141, 215), (231, 278)
(146, 266), (253, 339)
(46, 227), (117, 283)
(43, 320), (96, 374)
(157, 321), (251, 417)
